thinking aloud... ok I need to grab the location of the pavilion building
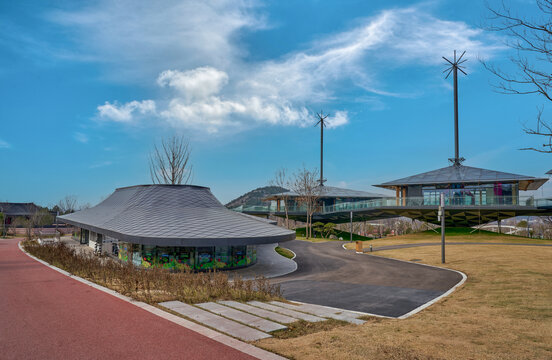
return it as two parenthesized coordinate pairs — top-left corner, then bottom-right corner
(374, 164), (547, 207)
(59, 185), (295, 270)
(263, 185), (386, 216)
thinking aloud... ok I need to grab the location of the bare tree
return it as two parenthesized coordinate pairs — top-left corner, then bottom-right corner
(149, 136), (193, 184)
(290, 167), (321, 239)
(58, 195), (78, 215)
(270, 168), (291, 229)
(484, 1), (552, 152)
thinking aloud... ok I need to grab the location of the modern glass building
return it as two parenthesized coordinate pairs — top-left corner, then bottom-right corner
(233, 165), (551, 227)
(263, 185), (386, 214)
(374, 164), (548, 207)
(59, 185), (295, 270)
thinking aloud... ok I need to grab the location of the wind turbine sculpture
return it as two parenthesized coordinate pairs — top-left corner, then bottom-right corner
(315, 111), (329, 186)
(443, 50), (467, 166)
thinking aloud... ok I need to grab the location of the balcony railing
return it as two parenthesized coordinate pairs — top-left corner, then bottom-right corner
(232, 195), (552, 215)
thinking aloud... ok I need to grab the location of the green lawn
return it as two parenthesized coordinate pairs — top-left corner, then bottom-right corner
(295, 227), (373, 241)
(275, 246), (294, 259)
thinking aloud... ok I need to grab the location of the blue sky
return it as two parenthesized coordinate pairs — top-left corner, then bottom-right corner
(1, 0), (550, 207)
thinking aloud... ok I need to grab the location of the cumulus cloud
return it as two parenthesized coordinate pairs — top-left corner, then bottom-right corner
(97, 100), (156, 122)
(157, 68), (229, 101)
(84, 2), (502, 133)
(0, 139), (10, 149)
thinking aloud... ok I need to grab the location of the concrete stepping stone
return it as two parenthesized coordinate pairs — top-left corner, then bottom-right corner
(247, 301), (325, 322)
(159, 301), (271, 341)
(269, 301), (365, 325)
(197, 302), (287, 333)
(218, 300), (298, 324)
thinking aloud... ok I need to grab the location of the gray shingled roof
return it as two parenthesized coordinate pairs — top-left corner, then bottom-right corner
(265, 185), (385, 200)
(374, 165), (547, 191)
(0, 202), (41, 216)
(59, 185), (295, 246)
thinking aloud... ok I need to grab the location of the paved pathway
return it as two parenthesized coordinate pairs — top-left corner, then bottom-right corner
(229, 243), (296, 280)
(159, 299), (366, 340)
(365, 241), (552, 252)
(271, 240), (463, 318)
(0, 239), (256, 360)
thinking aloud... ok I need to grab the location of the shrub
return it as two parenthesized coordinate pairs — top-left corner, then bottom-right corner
(23, 241), (281, 304)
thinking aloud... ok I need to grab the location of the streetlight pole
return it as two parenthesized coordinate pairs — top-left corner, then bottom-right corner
(350, 211), (353, 242)
(439, 193), (446, 263)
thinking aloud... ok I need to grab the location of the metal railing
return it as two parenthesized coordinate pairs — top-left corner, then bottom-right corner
(232, 195), (552, 215)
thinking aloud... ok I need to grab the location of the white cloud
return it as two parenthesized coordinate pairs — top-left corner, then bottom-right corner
(0, 139), (10, 149)
(81, 3), (502, 133)
(97, 100), (156, 122)
(89, 161), (113, 169)
(158, 68), (229, 101)
(46, 0), (264, 81)
(74, 132), (89, 143)
(326, 111), (349, 128)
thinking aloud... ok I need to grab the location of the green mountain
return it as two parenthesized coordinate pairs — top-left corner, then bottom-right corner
(225, 186), (287, 208)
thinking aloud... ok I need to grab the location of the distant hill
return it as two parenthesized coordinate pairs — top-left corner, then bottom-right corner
(225, 186), (287, 208)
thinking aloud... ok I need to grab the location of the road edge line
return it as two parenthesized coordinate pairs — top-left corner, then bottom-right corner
(18, 241), (287, 360)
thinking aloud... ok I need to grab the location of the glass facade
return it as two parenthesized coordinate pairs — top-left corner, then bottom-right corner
(117, 243), (257, 270)
(418, 182), (518, 206)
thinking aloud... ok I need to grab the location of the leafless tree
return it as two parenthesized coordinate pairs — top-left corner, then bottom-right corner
(79, 203), (92, 210)
(58, 195), (78, 215)
(149, 136), (193, 184)
(270, 168), (291, 229)
(290, 167), (321, 239)
(483, 0), (552, 152)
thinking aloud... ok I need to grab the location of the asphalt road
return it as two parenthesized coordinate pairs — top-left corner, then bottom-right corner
(0, 239), (255, 360)
(272, 240), (463, 318)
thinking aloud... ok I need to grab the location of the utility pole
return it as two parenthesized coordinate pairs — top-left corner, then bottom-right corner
(439, 193), (446, 263)
(443, 50), (467, 166)
(350, 211), (353, 242)
(315, 111), (329, 187)
(0, 206), (4, 238)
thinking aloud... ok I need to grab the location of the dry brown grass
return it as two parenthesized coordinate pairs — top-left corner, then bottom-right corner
(23, 241), (282, 304)
(344, 230), (552, 250)
(258, 242), (552, 359)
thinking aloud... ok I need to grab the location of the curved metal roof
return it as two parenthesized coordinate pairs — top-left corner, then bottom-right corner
(265, 185), (385, 200)
(59, 185), (295, 246)
(374, 165), (547, 191)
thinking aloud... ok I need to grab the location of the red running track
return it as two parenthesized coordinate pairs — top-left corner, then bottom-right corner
(0, 239), (256, 360)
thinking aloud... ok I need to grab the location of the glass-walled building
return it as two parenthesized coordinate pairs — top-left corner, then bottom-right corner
(117, 243), (256, 270)
(59, 184), (294, 271)
(264, 186), (385, 213)
(375, 164), (547, 207)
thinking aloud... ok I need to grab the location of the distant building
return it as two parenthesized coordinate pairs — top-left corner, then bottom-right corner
(265, 186), (385, 212)
(233, 165), (552, 227)
(0, 202), (42, 225)
(59, 185), (294, 270)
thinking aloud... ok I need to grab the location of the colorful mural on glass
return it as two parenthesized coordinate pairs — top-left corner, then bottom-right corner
(117, 243), (257, 270)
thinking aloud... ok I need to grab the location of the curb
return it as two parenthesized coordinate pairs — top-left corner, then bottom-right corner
(341, 242), (467, 319)
(18, 241), (287, 360)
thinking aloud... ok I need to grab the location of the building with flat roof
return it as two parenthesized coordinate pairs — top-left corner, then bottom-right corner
(59, 184), (295, 270)
(264, 185), (385, 213)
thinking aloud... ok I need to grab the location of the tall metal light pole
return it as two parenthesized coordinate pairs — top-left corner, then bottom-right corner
(439, 193), (446, 263)
(315, 111), (329, 187)
(443, 50), (467, 166)
(350, 211), (353, 242)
